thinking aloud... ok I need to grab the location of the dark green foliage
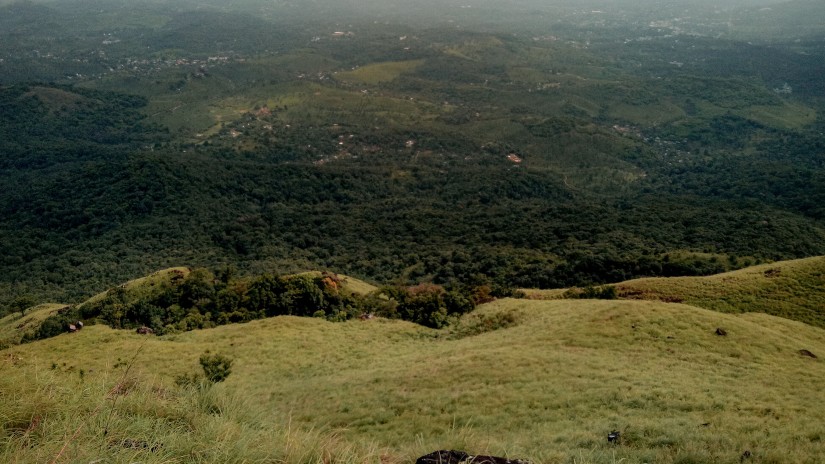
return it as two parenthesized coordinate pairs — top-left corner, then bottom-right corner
(1, 2), (824, 316)
(179, 269), (216, 311)
(10, 295), (35, 317)
(564, 285), (619, 300)
(199, 353), (233, 383)
(377, 284), (477, 329)
(175, 351), (234, 387)
(449, 309), (522, 339)
(24, 268), (483, 342)
(23, 306), (81, 342)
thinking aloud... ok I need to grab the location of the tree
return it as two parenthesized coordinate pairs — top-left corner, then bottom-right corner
(12, 295), (36, 317)
(179, 269), (215, 309)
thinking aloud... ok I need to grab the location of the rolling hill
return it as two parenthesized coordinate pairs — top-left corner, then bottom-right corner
(526, 256), (825, 328)
(3, 259), (825, 463)
(615, 256), (825, 328)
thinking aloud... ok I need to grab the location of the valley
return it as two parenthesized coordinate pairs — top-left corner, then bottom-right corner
(1, 1), (824, 462)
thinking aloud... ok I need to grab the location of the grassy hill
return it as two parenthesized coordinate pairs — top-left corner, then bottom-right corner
(0, 267), (383, 349)
(3, 296), (825, 463)
(79, 267), (192, 308)
(0, 303), (68, 349)
(615, 256), (825, 328)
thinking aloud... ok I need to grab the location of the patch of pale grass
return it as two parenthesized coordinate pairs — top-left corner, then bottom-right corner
(336, 60), (425, 85)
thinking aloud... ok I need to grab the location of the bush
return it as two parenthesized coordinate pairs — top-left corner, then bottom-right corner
(563, 285), (618, 300)
(199, 353), (233, 383)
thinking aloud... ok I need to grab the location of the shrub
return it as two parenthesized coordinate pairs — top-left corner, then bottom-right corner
(564, 285), (618, 300)
(199, 352), (233, 383)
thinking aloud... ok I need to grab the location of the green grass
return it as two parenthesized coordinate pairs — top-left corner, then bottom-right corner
(519, 288), (568, 300)
(336, 60), (425, 85)
(294, 271), (379, 295)
(0, 354), (379, 464)
(744, 103), (817, 130)
(79, 267), (190, 309)
(616, 256), (825, 328)
(4, 294), (825, 463)
(0, 304), (67, 349)
(607, 101), (686, 126)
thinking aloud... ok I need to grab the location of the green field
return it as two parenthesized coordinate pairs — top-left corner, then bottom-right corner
(336, 60), (425, 85)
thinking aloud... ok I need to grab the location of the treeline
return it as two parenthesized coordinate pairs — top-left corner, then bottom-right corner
(25, 269), (520, 342)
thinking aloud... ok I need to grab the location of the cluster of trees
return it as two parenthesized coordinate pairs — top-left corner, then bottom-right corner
(25, 268), (519, 342)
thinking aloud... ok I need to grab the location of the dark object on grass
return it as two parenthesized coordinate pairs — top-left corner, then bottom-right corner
(416, 451), (471, 464)
(136, 326), (154, 335)
(76, 321), (84, 330)
(740, 450), (752, 461)
(416, 450), (528, 464)
(715, 328), (727, 336)
(799, 349), (817, 359)
(608, 431), (621, 444)
(763, 268), (781, 278)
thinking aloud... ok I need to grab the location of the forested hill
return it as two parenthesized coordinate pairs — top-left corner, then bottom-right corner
(1, 0), (825, 313)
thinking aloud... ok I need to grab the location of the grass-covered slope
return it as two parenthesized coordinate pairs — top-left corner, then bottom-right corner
(79, 267), (192, 308)
(0, 303), (68, 349)
(0, 267), (386, 348)
(616, 256), (825, 328)
(4, 299), (825, 463)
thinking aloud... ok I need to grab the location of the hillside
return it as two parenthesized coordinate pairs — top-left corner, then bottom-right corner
(0, 267), (388, 349)
(615, 256), (825, 328)
(4, 257), (823, 350)
(2, 1), (824, 461)
(0, 303), (67, 349)
(3, 298), (825, 463)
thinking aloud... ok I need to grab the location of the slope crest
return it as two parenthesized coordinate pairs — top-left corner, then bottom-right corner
(616, 256), (825, 328)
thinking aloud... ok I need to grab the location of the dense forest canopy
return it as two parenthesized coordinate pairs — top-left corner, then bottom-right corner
(1, 0), (824, 314)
